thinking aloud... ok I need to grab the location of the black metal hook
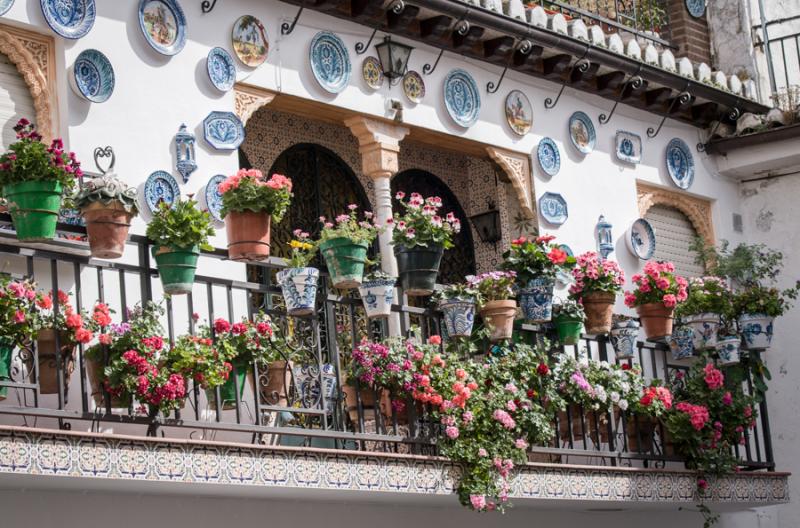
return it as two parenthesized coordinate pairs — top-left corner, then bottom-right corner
(486, 40), (532, 94)
(422, 49), (444, 75)
(93, 146), (115, 174)
(647, 81), (692, 139)
(355, 28), (378, 54)
(201, 0), (218, 13)
(281, 3), (305, 36)
(544, 46), (590, 110)
(696, 106), (741, 152)
(599, 64), (643, 125)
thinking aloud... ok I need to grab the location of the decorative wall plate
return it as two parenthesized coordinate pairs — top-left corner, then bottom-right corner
(685, 0), (705, 18)
(41, 0), (96, 39)
(232, 15), (268, 67)
(504, 90), (532, 136)
(537, 137), (561, 177)
(205, 174), (225, 222)
(402, 70), (425, 103)
(665, 138), (695, 190)
(538, 192), (568, 225)
(309, 31), (351, 94)
(361, 56), (383, 89)
(203, 111), (245, 150)
(206, 47), (236, 92)
(568, 111), (596, 154)
(626, 218), (656, 260)
(0, 1), (13, 16)
(615, 130), (642, 164)
(144, 171), (180, 213)
(138, 0), (186, 56)
(70, 49), (114, 103)
(443, 69), (480, 128)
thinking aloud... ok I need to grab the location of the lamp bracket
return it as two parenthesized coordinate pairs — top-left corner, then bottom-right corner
(355, 27), (378, 54)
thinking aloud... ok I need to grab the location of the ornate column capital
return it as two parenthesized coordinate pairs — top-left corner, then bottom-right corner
(344, 116), (409, 180)
(234, 83), (277, 126)
(486, 146), (535, 219)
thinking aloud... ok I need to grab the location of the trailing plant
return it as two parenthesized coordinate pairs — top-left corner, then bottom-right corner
(0, 275), (38, 345)
(675, 276), (734, 320)
(146, 198), (215, 251)
(285, 229), (317, 268)
(552, 354), (643, 412)
(690, 239), (785, 288)
(348, 336), (415, 389)
(75, 174), (139, 214)
(432, 282), (479, 304)
(568, 252), (625, 299)
(552, 299), (585, 321)
(624, 261), (688, 308)
(500, 234), (575, 283)
(390, 192), (460, 249)
(466, 271), (516, 304)
(319, 204), (381, 245)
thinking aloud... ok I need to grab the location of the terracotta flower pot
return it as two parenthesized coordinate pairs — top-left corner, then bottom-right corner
(258, 360), (293, 406)
(558, 404), (609, 443)
(479, 300), (517, 342)
(226, 210), (271, 262)
(87, 355), (128, 408)
(636, 302), (674, 341)
(581, 291), (616, 335)
(343, 383), (383, 423)
(36, 329), (75, 395)
(81, 202), (134, 259)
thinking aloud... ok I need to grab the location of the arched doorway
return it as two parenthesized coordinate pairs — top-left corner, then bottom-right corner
(392, 169), (476, 284)
(644, 204), (705, 277)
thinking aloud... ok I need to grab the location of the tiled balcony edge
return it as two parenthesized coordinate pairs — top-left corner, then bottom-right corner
(0, 426), (789, 505)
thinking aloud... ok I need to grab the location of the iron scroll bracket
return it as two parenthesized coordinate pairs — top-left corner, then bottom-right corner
(486, 39), (533, 94)
(201, 0), (218, 13)
(281, 1), (306, 36)
(423, 11), (469, 76)
(544, 45), (590, 109)
(422, 49), (444, 75)
(599, 63), (644, 125)
(696, 105), (742, 152)
(355, 27), (378, 54)
(646, 81), (692, 139)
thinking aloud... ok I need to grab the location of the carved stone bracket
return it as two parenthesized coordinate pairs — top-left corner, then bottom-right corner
(486, 146), (535, 219)
(234, 83), (277, 126)
(637, 182), (715, 245)
(343, 116), (410, 179)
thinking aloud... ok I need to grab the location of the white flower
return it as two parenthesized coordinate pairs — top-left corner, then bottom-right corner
(618, 399), (629, 411)
(610, 391), (620, 403)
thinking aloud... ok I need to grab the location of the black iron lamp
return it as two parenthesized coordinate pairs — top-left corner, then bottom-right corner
(375, 36), (413, 81)
(470, 202), (502, 244)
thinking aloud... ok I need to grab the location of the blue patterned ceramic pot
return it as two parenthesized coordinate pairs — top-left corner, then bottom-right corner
(438, 297), (477, 338)
(358, 278), (396, 319)
(276, 267), (319, 316)
(610, 320), (640, 360)
(739, 313), (774, 351)
(683, 312), (721, 351)
(519, 277), (556, 323)
(716, 335), (741, 366)
(668, 326), (695, 360)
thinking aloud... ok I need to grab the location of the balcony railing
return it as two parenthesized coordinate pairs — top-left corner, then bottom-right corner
(0, 217), (775, 472)
(754, 14), (800, 108)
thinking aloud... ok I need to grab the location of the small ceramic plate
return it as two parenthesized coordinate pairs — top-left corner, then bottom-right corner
(568, 111), (596, 154)
(402, 70), (425, 103)
(232, 15), (269, 67)
(504, 90), (532, 136)
(361, 56), (383, 90)
(203, 111), (245, 150)
(71, 49), (114, 103)
(144, 170), (180, 213)
(626, 218), (656, 260)
(0, 0), (14, 16)
(685, 0), (705, 18)
(615, 130), (642, 164)
(538, 192), (568, 226)
(138, 0), (187, 56)
(41, 0), (96, 39)
(537, 137), (561, 177)
(665, 137), (695, 190)
(205, 174), (225, 222)
(444, 69), (480, 128)
(207, 47), (236, 92)
(310, 31), (351, 94)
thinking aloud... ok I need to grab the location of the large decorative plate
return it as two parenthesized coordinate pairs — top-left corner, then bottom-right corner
(538, 192), (568, 226)
(537, 137), (561, 177)
(203, 111), (245, 150)
(232, 15), (268, 67)
(144, 171), (180, 213)
(615, 130), (642, 164)
(504, 90), (532, 136)
(41, 0), (96, 39)
(665, 138), (695, 190)
(626, 218), (656, 260)
(685, 0), (705, 18)
(402, 70), (425, 103)
(362, 56), (383, 90)
(70, 49), (114, 103)
(207, 47), (236, 92)
(444, 69), (480, 128)
(138, 0), (186, 56)
(568, 111), (596, 154)
(205, 174), (225, 222)
(0, 1), (13, 16)
(310, 31), (351, 94)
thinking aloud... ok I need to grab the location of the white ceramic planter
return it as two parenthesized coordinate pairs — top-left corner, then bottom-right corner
(610, 320), (640, 359)
(358, 278), (396, 319)
(739, 313), (774, 351)
(276, 267), (320, 316)
(683, 312), (721, 351)
(716, 336), (741, 365)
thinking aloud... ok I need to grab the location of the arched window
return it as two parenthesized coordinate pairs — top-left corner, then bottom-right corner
(0, 51), (35, 149)
(644, 204), (705, 277)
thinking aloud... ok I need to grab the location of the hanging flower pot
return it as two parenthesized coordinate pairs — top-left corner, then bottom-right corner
(636, 302), (675, 341)
(439, 297), (477, 338)
(87, 355), (129, 408)
(394, 244), (444, 296)
(358, 276), (396, 319)
(479, 300), (517, 342)
(558, 404), (610, 443)
(342, 383), (382, 423)
(36, 329), (76, 395)
(319, 237), (369, 289)
(152, 245), (200, 296)
(553, 315), (583, 346)
(738, 313), (774, 351)
(4, 180), (63, 242)
(257, 360), (293, 407)
(683, 312), (721, 351)
(581, 291), (616, 334)
(610, 319), (640, 360)
(716, 335), (742, 366)
(226, 210), (271, 262)
(206, 360), (249, 411)
(626, 416), (659, 453)
(81, 202), (134, 259)
(519, 277), (556, 323)
(667, 326), (694, 361)
(277, 267), (320, 316)
(0, 337), (14, 401)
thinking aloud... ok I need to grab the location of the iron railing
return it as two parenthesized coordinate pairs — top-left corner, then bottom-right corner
(754, 14), (800, 108)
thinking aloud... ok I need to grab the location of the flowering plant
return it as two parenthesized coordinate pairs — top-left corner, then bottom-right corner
(624, 261), (688, 309)
(466, 271), (516, 304)
(568, 252), (625, 299)
(146, 198), (215, 251)
(202, 313), (286, 366)
(348, 337), (415, 390)
(675, 276), (734, 319)
(166, 334), (235, 390)
(218, 169), (292, 220)
(552, 354), (643, 412)
(500, 235), (575, 283)
(319, 205), (380, 245)
(390, 192), (460, 249)
(732, 283), (799, 318)
(0, 276), (38, 344)
(285, 229), (317, 268)
(432, 282), (479, 304)
(633, 382), (673, 417)
(31, 290), (107, 346)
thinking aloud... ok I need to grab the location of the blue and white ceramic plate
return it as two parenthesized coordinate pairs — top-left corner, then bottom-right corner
(207, 47), (236, 92)
(41, 0), (95, 39)
(537, 137), (561, 177)
(568, 111), (596, 154)
(144, 170), (180, 213)
(309, 31), (351, 94)
(444, 69), (480, 128)
(615, 130), (642, 164)
(538, 192), (568, 226)
(685, 0), (705, 18)
(626, 218), (656, 260)
(138, 0), (186, 56)
(70, 49), (114, 103)
(0, 0), (13, 16)
(203, 111), (245, 150)
(665, 137), (695, 190)
(204, 174), (225, 222)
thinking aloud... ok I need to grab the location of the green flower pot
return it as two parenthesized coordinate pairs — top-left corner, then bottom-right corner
(152, 245), (200, 295)
(0, 337), (14, 401)
(319, 237), (369, 289)
(206, 363), (249, 411)
(553, 316), (584, 346)
(394, 244), (444, 297)
(3, 180), (63, 241)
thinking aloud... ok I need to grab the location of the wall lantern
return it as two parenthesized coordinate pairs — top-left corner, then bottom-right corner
(470, 202), (502, 245)
(174, 123), (197, 183)
(375, 36), (413, 81)
(596, 215), (614, 260)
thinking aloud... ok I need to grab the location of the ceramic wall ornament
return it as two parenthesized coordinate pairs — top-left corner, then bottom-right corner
(143, 171), (180, 214)
(615, 130), (642, 164)
(174, 124), (197, 183)
(203, 111), (245, 150)
(537, 137), (561, 177)
(204, 174), (225, 223)
(361, 56), (383, 90)
(0, 1), (13, 16)
(568, 111), (596, 154)
(685, 0), (706, 18)
(596, 215), (614, 260)
(232, 15), (269, 68)
(626, 218), (656, 260)
(138, 0), (186, 56)
(206, 47), (236, 92)
(40, 0), (96, 39)
(538, 192), (568, 226)
(402, 71), (425, 103)
(665, 138), (695, 190)
(310, 31), (351, 94)
(504, 90), (532, 136)
(443, 69), (481, 128)
(70, 49), (114, 103)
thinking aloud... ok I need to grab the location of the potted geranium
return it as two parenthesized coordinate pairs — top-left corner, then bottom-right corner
(358, 263), (396, 319)
(146, 198), (214, 295)
(433, 283), (479, 339)
(76, 173), (139, 259)
(0, 119), (82, 241)
(277, 229), (319, 316)
(319, 205), (380, 288)
(467, 271), (517, 342)
(391, 192), (459, 296)
(551, 299), (585, 346)
(501, 234), (575, 323)
(629, 382), (673, 452)
(346, 337), (414, 423)
(624, 261), (688, 341)
(168, 332), (237, 410)
(674, 276), (732, 351)
(0, 276), (38, 401)
(219, 170), (292, 262)
(609, 314), (640, 360)
(568, 252), (625, 334)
